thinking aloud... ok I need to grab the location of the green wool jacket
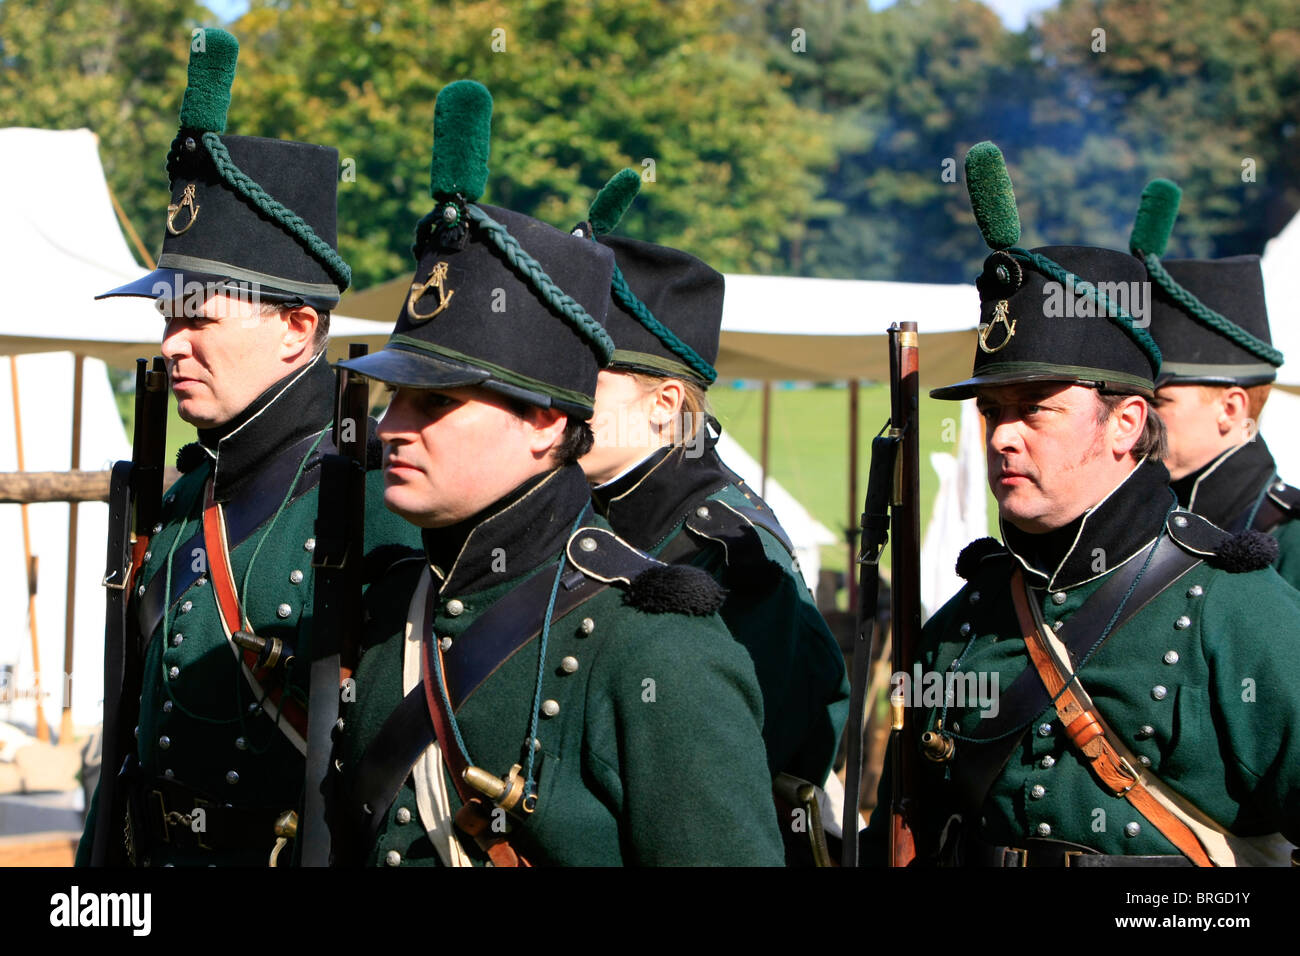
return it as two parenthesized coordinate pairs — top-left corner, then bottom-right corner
(77, 357), (420, 867)
(865, 458), (1300, 865)
(1172, 437), (1300, 593)
(336, 464), (785, 867)
(591, 440), (849, 787)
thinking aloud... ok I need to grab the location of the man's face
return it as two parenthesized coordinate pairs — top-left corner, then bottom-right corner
(1152, 384), (1241, 481)
(160, 291), (299, 428)
(377, 385), (562, 528)
(975, 382), (1138, 533)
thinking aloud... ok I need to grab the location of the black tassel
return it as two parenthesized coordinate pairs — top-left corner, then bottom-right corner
(175, 442), (209, 474)
(624, 565), (727, 616)
(1206, 530), (1279, 573)
(956, 537), (1005, 580)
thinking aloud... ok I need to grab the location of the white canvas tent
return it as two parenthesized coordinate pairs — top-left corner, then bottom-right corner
(1262, 210), (1300, 390)
(0, 354), (126, 734)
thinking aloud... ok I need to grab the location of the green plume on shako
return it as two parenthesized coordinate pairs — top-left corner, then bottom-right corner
(178, 28), (239, 133)
(965, 141), (1021, 251)
(1129, 179), (1182, 258)
(587, 168), (642, 237)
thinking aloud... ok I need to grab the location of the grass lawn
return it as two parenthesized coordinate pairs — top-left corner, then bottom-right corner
(709, 382), (998, 594)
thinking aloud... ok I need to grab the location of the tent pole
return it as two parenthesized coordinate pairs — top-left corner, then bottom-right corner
(847, 379), (859, 611)
(760, 381), (771, 499)
(107, 183), (157, 270)
(9, 356), (49, 742)
(60, 354), (84, 745)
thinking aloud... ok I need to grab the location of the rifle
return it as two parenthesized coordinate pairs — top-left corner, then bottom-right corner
(841, 322), (920, 867)
(300, 344), (370, 866)
(93, 356), (168, 866)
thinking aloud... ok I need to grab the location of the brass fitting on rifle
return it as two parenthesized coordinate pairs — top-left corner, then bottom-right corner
(233, 630), (294, 672)
(463, 763), (532, 817)
(889, 688), (906, 732)
(269, 810), (297, 868)
(274, 809), (298, 839)
(920, 729), (957, 763)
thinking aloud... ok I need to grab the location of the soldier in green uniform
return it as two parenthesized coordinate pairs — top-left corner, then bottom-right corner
(863, 143), (1300, 867)
(1128, 179), (1300, 590)
(331, 81), (783, 867)
(569, 170), (848, 790)
(77, 29), (418, 866)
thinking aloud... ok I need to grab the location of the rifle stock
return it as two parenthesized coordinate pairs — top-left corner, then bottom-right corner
(93, 357), (167, 865)
(301, 344), (370, 866)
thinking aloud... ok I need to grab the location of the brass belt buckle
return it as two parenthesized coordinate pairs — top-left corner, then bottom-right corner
(1063, 850), (1084, 867)
(1116, 755), (1140, 793)
(1003, 846), (1028, 867)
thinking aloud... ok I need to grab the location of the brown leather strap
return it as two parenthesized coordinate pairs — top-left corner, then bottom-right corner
(1010, 569), (1214, 867)
(453, 799), (532, 868)
(418, 580), (530, 867)
(202, 480), (309, 739)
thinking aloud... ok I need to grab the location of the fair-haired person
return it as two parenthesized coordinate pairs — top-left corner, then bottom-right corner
(570, 173), (849, 856)
(1128, 179), (1299, 590)
(864, 144), (1300, 867)
(330, 83), (783, 867)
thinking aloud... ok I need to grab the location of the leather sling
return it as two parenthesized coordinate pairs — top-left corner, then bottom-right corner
(950, 532), (1198, 815)
(1011, 567), (1214, 867)
(202, 480), (309, 744)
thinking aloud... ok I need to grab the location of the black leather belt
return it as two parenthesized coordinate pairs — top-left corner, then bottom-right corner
(127, 776), (286, 859)
(968, 836), (1192, 867)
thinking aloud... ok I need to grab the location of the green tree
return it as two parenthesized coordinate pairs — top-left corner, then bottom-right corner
(1031, 0), (1300, 257)
(742, 0), (1028, 283)
(227, 0), (834, 290)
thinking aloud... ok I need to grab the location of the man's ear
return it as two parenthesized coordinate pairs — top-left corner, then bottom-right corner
(1218, 386), (1250, 436)
(1111, 394), (1147, 459)
(522, 405), (569, 459)
(281, 304), (319, 361)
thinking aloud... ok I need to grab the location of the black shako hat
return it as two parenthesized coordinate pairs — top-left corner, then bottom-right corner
(570, 169), (722, 386)
(97, 29), (350, 311)
(338, 81), (615, 419)
(931, 142), (1162, 401)
(1128, 179), (1282, 387)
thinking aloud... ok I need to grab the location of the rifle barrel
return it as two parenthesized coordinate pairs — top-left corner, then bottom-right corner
(888, 323), (921, 866)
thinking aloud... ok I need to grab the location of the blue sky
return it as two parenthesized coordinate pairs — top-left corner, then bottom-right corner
(870, 0), (1059, 29)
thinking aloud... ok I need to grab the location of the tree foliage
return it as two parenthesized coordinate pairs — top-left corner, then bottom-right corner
(2, 0), (1295, 294)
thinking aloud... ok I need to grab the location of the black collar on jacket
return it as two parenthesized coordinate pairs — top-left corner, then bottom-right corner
(590, 432), (734, 552)
(422, 462), (594, 598)
(1170, 437), (1277, 531)
(1002, 456), (1176, 591)
(197, 350), (334, 503)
